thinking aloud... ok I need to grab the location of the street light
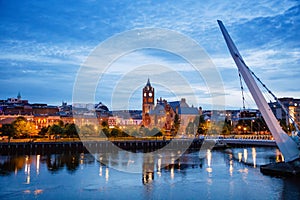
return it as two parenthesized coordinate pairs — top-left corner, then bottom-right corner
(243, 127), (247, 134)
(237, 125), (242, 134)
(251, 119), (255, 134)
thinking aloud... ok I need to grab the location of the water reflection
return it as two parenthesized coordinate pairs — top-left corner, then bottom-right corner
(0, 147), (287, 179)
(0, 147), (299, 199)
(0, 155), (25, 176)
(36, 155), (40, 175)
(0, 153), (98, 178)
(99, 163), (102, 177)
(252, 148), (256, 168)
(24, 155), (30, 184)
(229, 154), (233, 176)
(157, 158), (162, 177)
(105, 167), (109, 182)
(45, 154), (81, 173)
(230, 147), (281, 169)
(243, 149), (248, 163)
(23, 189), (43, 196)
(276, 149), (284, 162)
(206, 149), (212, 173)
(142, 154), (154, 184)
(238, 152), (242, 162)
(0, 148), (265, 184)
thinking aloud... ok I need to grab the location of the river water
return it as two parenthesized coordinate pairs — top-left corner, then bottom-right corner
(0, 146), (299, 199)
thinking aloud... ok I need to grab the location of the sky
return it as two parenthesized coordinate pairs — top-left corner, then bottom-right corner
(0, 0), (299, 110)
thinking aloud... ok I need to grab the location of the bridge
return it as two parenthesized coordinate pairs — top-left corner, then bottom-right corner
(218, 20), (300, 176)
(195, 134), (276, 147)
(217, 138), (276, 147)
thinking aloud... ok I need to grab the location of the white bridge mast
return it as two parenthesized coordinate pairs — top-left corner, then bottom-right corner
(218, 20), (299, 162)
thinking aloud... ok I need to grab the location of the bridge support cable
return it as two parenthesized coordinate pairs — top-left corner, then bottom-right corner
(241, 62), (300, 136)
(238, 71), (246, 111)
(218, 20), (300, 162)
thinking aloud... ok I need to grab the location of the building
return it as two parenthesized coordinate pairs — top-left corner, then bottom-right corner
(142, 79), (201, 135)
(142, 79), (155, 127)
(149, 98), (175, 131)
(111, 110), (142, 128)
(58, 101), (72, 116)
(269, 97), (300, 128)
(168, 98), (200, 134)
(0, 93), (59, 115)
(0, 94), (111, 131)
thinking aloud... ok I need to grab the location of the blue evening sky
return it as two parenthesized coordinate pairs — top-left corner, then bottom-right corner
(0, 0), (299, 110)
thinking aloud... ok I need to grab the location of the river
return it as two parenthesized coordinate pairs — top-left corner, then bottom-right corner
(0, 146), (299, 199)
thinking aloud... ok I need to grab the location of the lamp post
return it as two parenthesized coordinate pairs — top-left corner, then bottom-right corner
(251, 119), (255, 134)
(243, 126), (247, 134)
(238, 125), (241, 135)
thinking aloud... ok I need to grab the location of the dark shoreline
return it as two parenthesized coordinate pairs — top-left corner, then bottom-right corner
(0, 138), (277, 156)
(0, 139), (203, 155)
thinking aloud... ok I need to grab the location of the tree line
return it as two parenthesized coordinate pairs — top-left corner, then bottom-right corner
(0, 115), (276, 141)
(0, 117), (80, 140)
(0, 117), (164, 140)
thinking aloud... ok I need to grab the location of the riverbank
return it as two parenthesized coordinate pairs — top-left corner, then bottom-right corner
(0, 136), (169, 143)
(0, 138), (204, 155)
(0, 137), (277, 156)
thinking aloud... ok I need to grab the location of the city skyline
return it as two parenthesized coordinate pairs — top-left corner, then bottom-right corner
(1, 1), (299, 110)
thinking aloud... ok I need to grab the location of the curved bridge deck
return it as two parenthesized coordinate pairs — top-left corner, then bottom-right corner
(220, 138), (276, 147)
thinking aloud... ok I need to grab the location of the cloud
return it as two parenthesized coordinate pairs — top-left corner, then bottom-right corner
(0, 0), (299, 109)
(0, 40), (91, 66)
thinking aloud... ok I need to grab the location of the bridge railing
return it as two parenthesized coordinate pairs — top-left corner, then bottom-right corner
(201, 135), (274, 140)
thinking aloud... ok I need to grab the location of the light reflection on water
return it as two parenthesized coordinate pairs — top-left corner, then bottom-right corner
(252, 147), (256, 168)
(0, 147), (299, 199)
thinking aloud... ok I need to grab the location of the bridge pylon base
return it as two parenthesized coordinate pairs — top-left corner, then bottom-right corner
(260, 158), (300, 177)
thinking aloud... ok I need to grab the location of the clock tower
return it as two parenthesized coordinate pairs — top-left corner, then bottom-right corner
(142, 78), (154, 126)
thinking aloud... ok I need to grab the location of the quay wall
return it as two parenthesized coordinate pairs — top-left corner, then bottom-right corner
(0, 139), (203, 155)
(0, 139), (277, 155)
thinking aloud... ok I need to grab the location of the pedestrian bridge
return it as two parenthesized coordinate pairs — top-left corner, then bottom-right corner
(201, 135), (276, 147)
(217, 138), (276, 147)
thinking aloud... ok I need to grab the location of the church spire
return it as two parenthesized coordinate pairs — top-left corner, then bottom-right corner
(146, 78), (151, 87)
(17, 92), (21, 100)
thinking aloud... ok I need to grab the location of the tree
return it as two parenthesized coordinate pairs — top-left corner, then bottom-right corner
(100, 127), (110, 138)
(0, 124), (14, 140)
(195, 115), (207, 136)
(173, 114), (180, 134)
(197, 125), (207, 135)
(149, 127), (162, 137)
(39, 126), (49, 137)
(139, 126), (150, 137)
(79, 124), (95, 137)
(131, 130), (140, 137)
(222, 118), (233, 135)
(12, 117), (27, 138)
(110, 128), (121, 137)
(222, 124), (231, 135)
(149, 127), (160, 137)
(48, 124), (64, 135)
(186, 121), (195, 135)
(58, 120), (64, 127)
(65, 123), (79, 138)
(101, 121), (108, 128)
(12, 117), (38, 138)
